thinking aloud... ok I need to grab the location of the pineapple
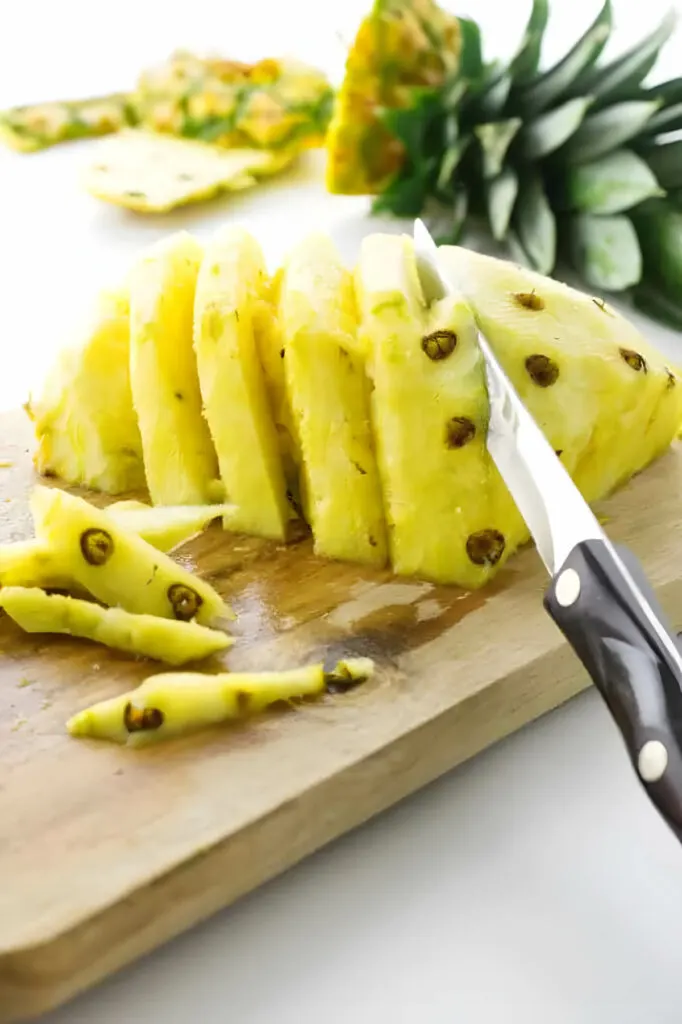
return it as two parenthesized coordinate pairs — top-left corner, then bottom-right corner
(0, 588), (232, 666)
(193, 227), (290, 540)
(330, 0), (682, 325)
(67, 658), (373, 746)
(0, 541), (74, 591)
(30, 487), (231, 625)
(355, 233), (526, 587)
(0, 93), (132, 152)
(438, 246), (682, 502)
(26, 287), (144, 495)
(278, 233), (387, 565)
(129, 232), (219, 506)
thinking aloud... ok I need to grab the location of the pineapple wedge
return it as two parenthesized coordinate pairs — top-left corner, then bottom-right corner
(193, 227), (290, 539)
(26, 287), (145, 495)
(356, 234), (525, 588)
(129, 231), (219, 505)
(0, 588), (231, 665)
(438, 247), (682, 503)
(30, 487), (231, 625)
(279, 233), (387, 565)
(67, 658), (374, 746)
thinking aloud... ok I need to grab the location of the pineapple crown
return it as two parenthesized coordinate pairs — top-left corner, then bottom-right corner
(373, 0), (682, 327)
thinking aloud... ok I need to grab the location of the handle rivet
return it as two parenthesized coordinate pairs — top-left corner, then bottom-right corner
(638, 740), (668, 783)
(555, 568), (581, 607)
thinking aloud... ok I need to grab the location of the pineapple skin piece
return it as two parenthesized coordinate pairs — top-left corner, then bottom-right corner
(0, 588), (232, 666)
(26, 287), (145, 495)
(129, 231), (219, 505)
(194, 227), (290, 540)
(30, 487), (232, 625)
(438, 246), (682, 502)
(356, 234), (525, 588)
(279, 233), (387, 566)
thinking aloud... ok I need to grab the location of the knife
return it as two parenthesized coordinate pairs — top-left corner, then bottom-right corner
(413, 217), (682, 844)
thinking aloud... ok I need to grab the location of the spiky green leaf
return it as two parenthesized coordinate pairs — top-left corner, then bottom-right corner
(506, 230), (535, 269)
(574, 9), (677, 104)
(487, 167), (519, 240)
(474, 118), (522, 178)
(509, 0), (549, 84)
(561, 100), (661, 164)
(642, 140), (682, 189)
(476, 73), (512, 118)
(637, 102), (682, 138)
(563, 149), (664, 214)
(372, 170), (429, 217)
(513, 174), (556, 273)
(516, 0), (613, 115)
(458, 18), (485, 82)
(633, 283), (682, 329)
(644, 77), (682, 107)
(521, 96), (593, 159)
(632, 201), (682, 302)
(568, 213), (642, 290)
(437, 138), (470, 192)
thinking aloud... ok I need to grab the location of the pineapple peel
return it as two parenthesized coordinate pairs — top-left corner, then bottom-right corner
(0, 588), (232, 666)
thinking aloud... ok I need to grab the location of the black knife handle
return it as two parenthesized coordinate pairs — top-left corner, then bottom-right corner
(544, 539), (682, 843)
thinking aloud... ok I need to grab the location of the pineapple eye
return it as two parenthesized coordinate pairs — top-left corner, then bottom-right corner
(421, 330), (457, 361)
(124, 703), (165, 733)
(445, 416), (476, 449)
(665, 367), (677, 389)
(592, 297), (615, 317)
(513, 292), (545, 312)
(80, 528), (114, 566)
(167, 583), (203, 621)
(466, 529), (505, 567)
(620, 348), (647, 374)
(525, 354), (559, 387)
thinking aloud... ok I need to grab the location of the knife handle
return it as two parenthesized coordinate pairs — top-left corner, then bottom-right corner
(544, 539), (682, 843)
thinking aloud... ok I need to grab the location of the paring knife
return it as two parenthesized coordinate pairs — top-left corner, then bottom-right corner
(413, 217), (682, 844)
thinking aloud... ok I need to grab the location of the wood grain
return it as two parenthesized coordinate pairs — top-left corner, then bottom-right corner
(2, 408), (682, 1021)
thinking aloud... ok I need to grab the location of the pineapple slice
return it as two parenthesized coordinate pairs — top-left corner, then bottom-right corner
(67, 658), (374, 746)
(355, 234), (525, 588)
(0, 588), (231, 666)
(0, 93), (131, 152)
(438, 247), (682, 502)
(278, 233), (387, 565)
(0, 541), (73, 591)
(26, 287), (144, 495)
(129, 231), (219, 505)
(193, 227), (290, 539)
(30, 487), (231, 625)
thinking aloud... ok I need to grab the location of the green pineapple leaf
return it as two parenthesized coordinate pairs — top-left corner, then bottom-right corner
(437, 137), (470, 192)
(642, 140), (682, 189)
(561, 99), (661, 164)
(632, 201), (682, 302)
(506, 229), (534, 268)
(513, 174), (556, 273)
(521, 95), (593, 159)
(474, 118), (522, 178)
(508, 0), (549, 84)
(568, 213), (642, 290)
(633, 283), (682, 330)
(458, 17), (485, 82)
(476, 73), (513, 118)
(517, 0), (613, 115)
(644, 77), (682, 106)
(486, 166), (519, 240)
(563, 149), (664, 214)
(637, 102), (682, 138)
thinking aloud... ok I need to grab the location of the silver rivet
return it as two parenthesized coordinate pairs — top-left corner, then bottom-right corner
(638, 740), (668, 783)
(555, 568), (581, 607)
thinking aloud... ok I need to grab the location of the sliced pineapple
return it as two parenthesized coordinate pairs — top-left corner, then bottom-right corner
(0, 588), (231, 665)
(129, 231), (219, 505)
(438, 247), (682, 503)
(30, 487), (231, 625)
(67, 658), (373, 746)
(355, 233), (525, 588)
(279, 233), (387, 565)
(26, 287), (144, 495)
(0, 93), (131, 152)
(193, 227), (290, 539)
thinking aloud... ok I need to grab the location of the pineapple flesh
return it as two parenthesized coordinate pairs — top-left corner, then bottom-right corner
(26, 287), (145, 495)
(278, 233), (387, 565)
(0, 587), (232, 666)
(129, 231), (219, 505)
(30, 487), (231, 625)
(194, 227), (291, 540)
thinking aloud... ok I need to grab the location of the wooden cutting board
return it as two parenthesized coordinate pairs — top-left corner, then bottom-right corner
(3, 408), (682, 1022)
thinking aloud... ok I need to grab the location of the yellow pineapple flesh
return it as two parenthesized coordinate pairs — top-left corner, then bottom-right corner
(26, 287), (144, 495)
(193, 226), (290, 540)
(278, 233), (387, 565)
(129, 231), (219, 505)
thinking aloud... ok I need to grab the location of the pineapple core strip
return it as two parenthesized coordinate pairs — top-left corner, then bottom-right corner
(194, 227), (290, 539)
(129, 231), (219, 506)
(355, 234), (526, 589)
(67, 658), (374, 746)
(30, 487), (232, 625)
(279, 233), (387, 566)
(26, 287), (145, 496)
(0, 588), (232, 666)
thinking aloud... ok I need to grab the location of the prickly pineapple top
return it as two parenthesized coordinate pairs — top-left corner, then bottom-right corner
(326, 0), (461, 194)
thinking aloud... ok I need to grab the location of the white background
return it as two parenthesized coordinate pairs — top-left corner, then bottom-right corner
(2, 2), (682, 1021)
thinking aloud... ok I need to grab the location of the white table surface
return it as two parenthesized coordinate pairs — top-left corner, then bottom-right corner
(3, 1), (682, 1021)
